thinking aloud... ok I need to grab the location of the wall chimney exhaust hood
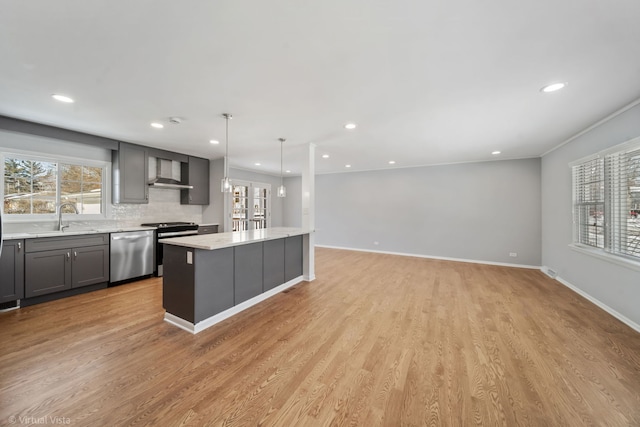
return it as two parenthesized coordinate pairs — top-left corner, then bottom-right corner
(148, 158), (193, 189)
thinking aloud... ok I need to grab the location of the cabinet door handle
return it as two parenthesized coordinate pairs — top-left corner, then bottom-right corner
(74, 251), (78, 259)
(17, 242), (21, 250)
(66, 252), (71, 261)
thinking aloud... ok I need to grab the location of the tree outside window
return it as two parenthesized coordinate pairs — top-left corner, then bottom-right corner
(3, 156), (104, 216)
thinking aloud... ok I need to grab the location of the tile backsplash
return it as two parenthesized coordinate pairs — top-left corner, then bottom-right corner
(112, 187), (203, 226)
(4, 187), (203, 233)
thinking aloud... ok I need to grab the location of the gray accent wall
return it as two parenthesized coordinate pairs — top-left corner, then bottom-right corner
(282, 175), (302, 227)
(0, 128), (111, 162)
(313, 158), (542, 266)
(542, 103), (640, 326)
(202, 158), (226, 229)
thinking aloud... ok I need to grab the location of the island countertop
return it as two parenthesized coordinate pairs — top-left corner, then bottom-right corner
(159, 227), (312, 250)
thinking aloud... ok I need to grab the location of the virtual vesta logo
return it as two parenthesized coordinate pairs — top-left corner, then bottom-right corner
(9, 415), (71, 424)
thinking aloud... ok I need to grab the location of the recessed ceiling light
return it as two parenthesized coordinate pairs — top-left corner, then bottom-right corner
(541, 82), (567, 93)
(150, 122), (164, 129)
(210, 139), (220, 145)
(345, 164), (352, 168)
(492, 150), (501, 155)
(388, 160), (396, 164)
(255, 162), (261, 166)
(344, 123), (357, 130)
(52, 94), (74, 103)
(286, 170), (291, 173)
(322, 154), (330, 159)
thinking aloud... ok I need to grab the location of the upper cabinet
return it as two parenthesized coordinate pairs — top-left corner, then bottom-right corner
(112, 143), (209, 205)
(181, 156), (210, 205)
(112, 142), (149, 204)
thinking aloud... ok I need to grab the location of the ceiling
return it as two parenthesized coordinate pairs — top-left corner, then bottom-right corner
(1, 1), (639, 176)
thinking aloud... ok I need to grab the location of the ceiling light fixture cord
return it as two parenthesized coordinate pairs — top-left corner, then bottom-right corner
(277, 138), (286, 198)
(225, 114), (229, 177)
(221, 113), (232, 193)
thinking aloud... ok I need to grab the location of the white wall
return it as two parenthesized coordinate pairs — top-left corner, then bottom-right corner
(310, 158), (542, 266)
(542, 102), (640, 327)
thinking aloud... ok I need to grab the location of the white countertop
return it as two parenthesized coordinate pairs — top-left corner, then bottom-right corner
(3, 226), (155, 240)
(159, 227), (312, 250)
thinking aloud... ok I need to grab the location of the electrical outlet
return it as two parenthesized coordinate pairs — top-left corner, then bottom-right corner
(509, 252), (517, 257)
(187, 251), (193, 264)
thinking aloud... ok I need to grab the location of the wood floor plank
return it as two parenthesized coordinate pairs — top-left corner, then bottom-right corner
(1, 248), (640, 426)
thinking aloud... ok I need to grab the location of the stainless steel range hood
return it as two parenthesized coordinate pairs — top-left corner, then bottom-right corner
(148, 158), (193, 189)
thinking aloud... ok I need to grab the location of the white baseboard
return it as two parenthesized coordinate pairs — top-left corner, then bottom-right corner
(315, 244), (541, 270)
(163, 275), (304, 334)
(545, 268), (640, 333)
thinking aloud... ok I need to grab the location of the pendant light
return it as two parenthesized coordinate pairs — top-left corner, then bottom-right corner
(277, 137), (286, 198)
(220, 113), (232, 193)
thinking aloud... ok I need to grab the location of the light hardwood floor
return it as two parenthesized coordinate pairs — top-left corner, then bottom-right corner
(1, 248), (639, 426)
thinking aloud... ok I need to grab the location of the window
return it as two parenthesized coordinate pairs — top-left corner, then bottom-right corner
(572, 137), (640, 261)
(3, 155), (106, 217)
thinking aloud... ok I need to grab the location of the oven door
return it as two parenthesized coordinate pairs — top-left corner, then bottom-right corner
(156, 229), (199, 276)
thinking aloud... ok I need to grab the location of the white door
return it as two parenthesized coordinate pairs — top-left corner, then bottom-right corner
(226, 180), (271, 232)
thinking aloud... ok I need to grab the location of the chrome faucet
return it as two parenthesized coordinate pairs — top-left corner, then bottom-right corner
(58, 202), (79, 231)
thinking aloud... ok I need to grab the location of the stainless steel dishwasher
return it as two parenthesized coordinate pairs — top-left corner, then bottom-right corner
(110, 230), (154, 283)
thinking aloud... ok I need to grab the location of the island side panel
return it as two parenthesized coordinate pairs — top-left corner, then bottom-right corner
(263, 239), (285, 292)
(234, 242), (263, 305)
(194, 247), (234, 323)
(285, 235), (303, 282)
(163, 245), (196, 323)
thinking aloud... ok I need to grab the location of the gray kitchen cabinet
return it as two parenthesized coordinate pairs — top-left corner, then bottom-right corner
(234, 242), (263, 304)
(284, 235), (303, 282)
(161, 231), (309, 332)
(163, 245), (235, 324)
(263, 239), (285, 292)
(181, 156), (210, 205)
(25, 234), (110, 298)
(112, 142), (149, 204)
(25, 248), (72, 297)
(72, 245), (110, 288)
(0, 240), (25, 303)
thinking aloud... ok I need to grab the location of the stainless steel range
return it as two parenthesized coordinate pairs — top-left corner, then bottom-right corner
(141, 222), (199, 276)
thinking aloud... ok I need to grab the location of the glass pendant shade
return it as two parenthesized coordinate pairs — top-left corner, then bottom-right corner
(277, 184), (286, 198)
(221, 176), (231, 193)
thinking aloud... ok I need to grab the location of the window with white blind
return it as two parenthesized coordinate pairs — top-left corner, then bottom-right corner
(571, 137), (640, 262)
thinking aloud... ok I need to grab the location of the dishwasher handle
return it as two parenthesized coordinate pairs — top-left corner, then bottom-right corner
(112, 234), (152, 241)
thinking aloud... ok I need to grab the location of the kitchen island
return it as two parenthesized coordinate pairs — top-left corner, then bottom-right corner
(159, 227), (311, 333)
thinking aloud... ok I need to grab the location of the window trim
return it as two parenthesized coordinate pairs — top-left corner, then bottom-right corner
(569, 243), (640, 273)
(569, 135), (640, 264)
(1, 150), (111, 222)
